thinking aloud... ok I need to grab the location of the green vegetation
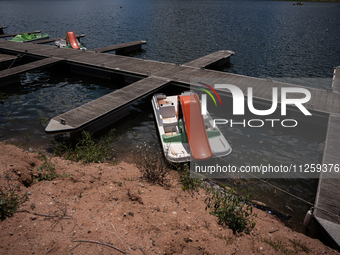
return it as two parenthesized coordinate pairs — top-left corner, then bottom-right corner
(263, 238), (290, 254)
(134, 143), (169, 185)
(176, 163), (202, 191)
(53, 130), (116, 164)
(35, 151), (59, 181)
(35, 151), (72, 182)
(0, 189), (28, 220)
(289, 239), (310, 253)
(7, 111), (16, 124)
(38, 112), (49, 127)
(24, 132), (31, 144)
(205, 185), (256, 234)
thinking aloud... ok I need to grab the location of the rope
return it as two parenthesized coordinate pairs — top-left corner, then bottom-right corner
(216, 157), (340, 221)
(7, 52), (26, 70)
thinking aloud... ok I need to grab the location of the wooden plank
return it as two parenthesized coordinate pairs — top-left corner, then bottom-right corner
(45, 77), (170, 134)
(90, 40), (146, 53)
(314, 90), (328, 111)
(184, 50), (234, 69)
(324, 92), (335, 114)
(0, 58), (62, 87)
(35, 34), (85, 44)
(314, 217), (340, 249)
(314, 114), (340, 243)
(0, 30), (42, 38)
(0, 53), (17, 62)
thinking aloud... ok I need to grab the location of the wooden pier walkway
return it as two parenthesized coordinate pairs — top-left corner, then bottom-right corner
(45, 77), (170, 133)
(0, 53), (18, 69)
(0, 57), (61, 88)
(0, 30), (42, 38)
(90, 40), (146, 54)
(1, 39), (340, 117)
(313, 67), (340, 249)
(35, 34), (86, 44)
(184, 50), (234, 69)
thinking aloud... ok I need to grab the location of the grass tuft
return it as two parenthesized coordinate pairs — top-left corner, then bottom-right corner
(134, 143), (169, 185)
(53, 130), (116, 164)
(205, 185), (256, 234)
(0, 189), (28, 220)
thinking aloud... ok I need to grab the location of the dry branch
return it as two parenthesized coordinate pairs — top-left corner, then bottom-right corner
(72, 240), (128, 254)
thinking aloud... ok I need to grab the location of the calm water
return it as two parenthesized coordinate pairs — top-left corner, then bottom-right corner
(1, 0), (340, 234)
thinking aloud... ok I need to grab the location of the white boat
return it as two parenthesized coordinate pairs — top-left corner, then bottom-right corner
(151, 91), (232, 163)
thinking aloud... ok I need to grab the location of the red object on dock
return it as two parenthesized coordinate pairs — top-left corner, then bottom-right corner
(66, 31), (80, 49)
(180, 93), (213, 161)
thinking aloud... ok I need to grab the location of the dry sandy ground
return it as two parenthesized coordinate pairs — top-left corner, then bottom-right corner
(0, 142), (338, 255)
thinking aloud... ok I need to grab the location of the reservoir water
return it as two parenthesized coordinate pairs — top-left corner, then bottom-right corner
(0, 0), (340, 235)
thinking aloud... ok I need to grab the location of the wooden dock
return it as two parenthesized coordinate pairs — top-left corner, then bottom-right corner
(1, 39), (340, 116)
(313, 67), (340, 249)
(184, 50), (234, 69)
(0, 53), (19, 70)
(0, 39), (340, 247)
(0, 30), (42, 38)
(0, 57), (61, 88)
(45, 77), (170, 133)
(90, 40), (146, 54)
(34, 34), (86, 44)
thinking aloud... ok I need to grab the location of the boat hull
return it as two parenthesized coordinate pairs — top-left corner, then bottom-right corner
(151, 92), (232, 163)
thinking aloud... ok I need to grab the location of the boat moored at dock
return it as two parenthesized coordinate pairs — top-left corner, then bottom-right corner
(151, 91), (232, 163)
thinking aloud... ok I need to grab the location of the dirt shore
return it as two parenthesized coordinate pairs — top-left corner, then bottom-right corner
(0, 142), (338, 254)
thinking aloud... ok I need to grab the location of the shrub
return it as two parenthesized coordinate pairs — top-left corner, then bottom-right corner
(53, 130), (116, 164)
(35, 151), (59, 181)
(0, 189), (28, 220)
(134, 143), (169, 185)
(205, 185), (256, 234)
(176, 163), (202, 191)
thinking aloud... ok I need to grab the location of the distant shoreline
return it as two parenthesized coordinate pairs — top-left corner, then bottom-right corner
(277, 0), (340, 2)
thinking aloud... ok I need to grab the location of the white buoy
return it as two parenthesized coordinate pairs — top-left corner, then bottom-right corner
(303, 210), (313, 227)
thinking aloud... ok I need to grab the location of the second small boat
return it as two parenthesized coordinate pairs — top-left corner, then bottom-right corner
(11, 33), (49, 42)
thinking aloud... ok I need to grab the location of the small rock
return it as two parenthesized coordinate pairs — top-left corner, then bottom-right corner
(128, 212), (134, 217)
(30, 216), (37, 221)
(9, 232), (13, 236)
(184, 237), (193, 243)
(87, 231), (91, 234)
(131, 245), (138, 250)
(27, 192), (31, 195)
(123, 213), (127, 217)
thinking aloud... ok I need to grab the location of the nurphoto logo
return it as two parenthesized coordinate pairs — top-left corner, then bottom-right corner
(199, 83), (312, 128)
